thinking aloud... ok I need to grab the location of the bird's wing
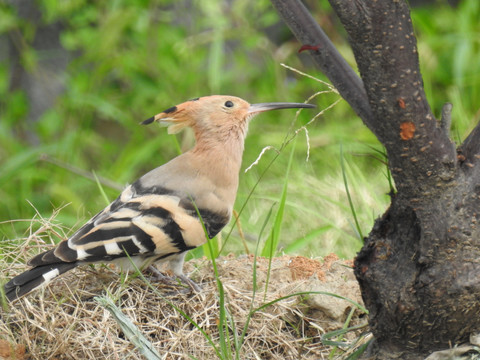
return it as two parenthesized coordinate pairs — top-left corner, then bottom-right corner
(5, 178), (231, 301)
(28, 181), (230, 268)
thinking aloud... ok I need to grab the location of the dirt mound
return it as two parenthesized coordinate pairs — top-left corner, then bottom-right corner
(1, 253), (366, 359)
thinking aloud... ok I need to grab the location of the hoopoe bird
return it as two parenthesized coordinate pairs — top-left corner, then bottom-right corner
(4, 95), (314, 302)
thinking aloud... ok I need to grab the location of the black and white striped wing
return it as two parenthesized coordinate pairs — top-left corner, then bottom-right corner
(29, 184), (222, 269)
(29, 184), (229, 266)
(5, 183), (229, 301)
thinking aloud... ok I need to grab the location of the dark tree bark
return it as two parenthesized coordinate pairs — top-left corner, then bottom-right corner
(270, 0), (480, 358)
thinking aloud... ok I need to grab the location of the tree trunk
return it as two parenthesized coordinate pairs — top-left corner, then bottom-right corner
(270, 0), (480, 358)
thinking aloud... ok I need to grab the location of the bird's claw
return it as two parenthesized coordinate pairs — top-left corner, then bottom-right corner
(177, 274), (201, 292)
(146, 265), (201, 292)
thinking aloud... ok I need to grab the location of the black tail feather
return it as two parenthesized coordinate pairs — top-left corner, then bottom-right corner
(4, 263), (78, 302)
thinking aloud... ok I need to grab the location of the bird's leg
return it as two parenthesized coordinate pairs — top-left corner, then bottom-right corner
(146, 265), (175, 283)
(147, 252), (201, 292)
(146, 265), (201, 292)
(169, 252), (201, 292)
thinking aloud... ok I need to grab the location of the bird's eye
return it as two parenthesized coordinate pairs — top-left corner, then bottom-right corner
(224, 100), (234, 108)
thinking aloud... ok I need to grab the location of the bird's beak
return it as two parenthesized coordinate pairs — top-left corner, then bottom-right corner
(247, 102), (315, 115)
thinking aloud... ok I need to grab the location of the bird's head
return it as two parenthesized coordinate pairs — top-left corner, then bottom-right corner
(143, 95), (315, 136)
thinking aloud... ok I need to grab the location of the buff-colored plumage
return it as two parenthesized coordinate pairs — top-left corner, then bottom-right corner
(4, 95), (314, 302)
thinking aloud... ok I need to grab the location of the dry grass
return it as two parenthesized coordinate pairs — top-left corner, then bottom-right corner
(1, 232), (368, 360)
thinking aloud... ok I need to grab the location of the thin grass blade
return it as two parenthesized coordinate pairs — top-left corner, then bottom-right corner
(340, 144), (364, 240)
(95, 295), (162, 360)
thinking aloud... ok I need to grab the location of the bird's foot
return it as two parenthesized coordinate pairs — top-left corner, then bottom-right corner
(146, 265), (174, 283)
(146, 266), (201, 292)
(177, 274), (201, 292)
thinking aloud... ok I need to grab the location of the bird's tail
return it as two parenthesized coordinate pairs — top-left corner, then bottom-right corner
(4, 262), (78, 302)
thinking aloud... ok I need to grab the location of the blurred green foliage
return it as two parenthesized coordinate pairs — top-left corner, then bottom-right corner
(1, 0), (479, 259)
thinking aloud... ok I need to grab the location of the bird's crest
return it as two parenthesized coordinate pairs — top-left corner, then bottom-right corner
(142, 99), (201, 134)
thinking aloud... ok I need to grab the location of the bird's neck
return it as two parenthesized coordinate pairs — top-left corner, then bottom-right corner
(192, 126), (247, 168)
(190, 129), (247, 189)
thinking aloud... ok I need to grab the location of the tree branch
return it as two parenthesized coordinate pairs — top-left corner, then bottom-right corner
(270, 0), (374, 130)
(459, 120), (480, 170)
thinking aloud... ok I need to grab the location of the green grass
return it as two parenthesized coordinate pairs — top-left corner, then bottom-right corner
(1, 0), (480, 262)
